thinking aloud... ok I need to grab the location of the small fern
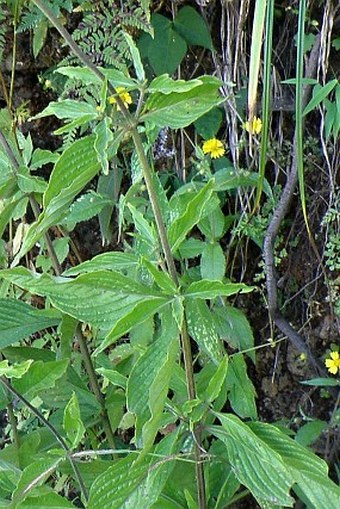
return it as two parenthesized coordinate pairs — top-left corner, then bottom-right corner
(17, 0), (74, 34)
(69, 0), (152, 71)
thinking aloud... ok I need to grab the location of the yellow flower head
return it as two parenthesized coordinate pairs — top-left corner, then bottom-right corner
(202, 138), (225, 159)
(325, 351), (340, 375)
(109, 87), (132, 110)
(244, 116), (262, 135)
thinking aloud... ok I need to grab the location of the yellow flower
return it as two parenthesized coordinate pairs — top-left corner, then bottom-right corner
(244, 116), (262, 135)
(202, 138), (225, 159)
(109, 87), (132, 110)
(325, 351), (340, 375)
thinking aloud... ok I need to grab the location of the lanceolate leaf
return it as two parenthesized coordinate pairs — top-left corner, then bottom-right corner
(143, 77), (223, 129)
(249, 421), (340, 509)
(0, 268), (170, 336)
(14, 359), (69, 400)
(127, 307), (179, 450)
(210, 414), (294, 506)
(226, 354), (257, 419)
(168, 180), (215, 252)
(184, 280), (253, 299)
(13, 136), (101, 263)
(0, 299), (60, 349)
(63, 252), (139, 276)
(185, 298), (224, 365)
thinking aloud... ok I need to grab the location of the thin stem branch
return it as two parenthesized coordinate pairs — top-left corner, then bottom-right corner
(0, 377), (88, 502)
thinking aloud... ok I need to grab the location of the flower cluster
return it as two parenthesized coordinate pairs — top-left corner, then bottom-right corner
(244, 116), (262, 135)
(202, 138), (225, 159)
(109, 87), (132, 110)
(325, 351), (340, 375)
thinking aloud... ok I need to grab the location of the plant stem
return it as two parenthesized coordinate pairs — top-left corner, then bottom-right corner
(0, 376), (88, 502)
(75, 327), (116, 451)
(29, 2), (206, 504)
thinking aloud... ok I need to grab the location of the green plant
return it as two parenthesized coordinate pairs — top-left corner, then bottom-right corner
(0, 1), (339, 508)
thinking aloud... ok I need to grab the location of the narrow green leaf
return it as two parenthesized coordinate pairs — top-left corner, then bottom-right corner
(184, 280), (253, 299)
(127, 307), (179, 450)
(63, 392), (86, 448)
(200, 243), (225, 281)
(295, 420), (327, 447)
(96, 298), (170, 354)
(303, 79), (338, 116)
(141, 258), (177, 294)
(56, 66), (137, 88)
(185, 298), (224, 365)
(0, 298), (60, 349)
(16, 491), (75, 508)
(96, 368), (127, 389)
(64, 191), (112, 230)
(32, 99), (98, 121)
(168, 180), (214, 252)
(213, 305), (255, 362)
(94, 118), (114, 175)
(149, 75), (202, 94)
(210, 414), (294, 506)
(226, 354), (257, 419)
(301, 377), (340, 387)
(204, 355), (229, 403)
(123, 31), (145, 82)
(63, 252), (139, 276)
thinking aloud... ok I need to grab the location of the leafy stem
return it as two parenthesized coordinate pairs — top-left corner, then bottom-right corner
(31, 0), (206, 505)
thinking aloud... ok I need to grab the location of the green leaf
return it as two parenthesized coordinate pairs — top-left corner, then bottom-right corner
(17, 172), (47, 194)
(194, 107), (223, 139)
(62, 252), (138, 276)
(96, 298), (170, 354)
(149, 75), (203, 94)
(96, 368), (127, 389)
(32, 99), (98, 121)
(88, 455), (149, 509)
(143, 14), (187, 75)
(0, 359), (32, 378)
(14, 360), (69, 400)
(214, 167), (273, 199)
(200, 243), (225, 281)
(32, 19), (48, 59)
(0, 299), (60, 349)
(185, 298), (224, 364)
(301, 377), (340, 387)
(63, 392), (86, 449)
(204, 355), (229, 403)
(210, 414), (294, 506)
(168, 180), (214, 252)
(56, 66), (137, 88)
(141, 258), (176, 294)
(63, 191), (112, 231)
(184, 280), (253, 299)
(143, 78), (223, 129)
(226, 354), (257, 419)
(127, 307), (179, 449)
(213, 305), (255, 362)
(303, 79), (338, 116)
(295, 420), (327, 447)
(12, 457), (62, 505)
(30, 149), (59, 170)
(94, 117), (114, 175)
(198, 205), (226, 240)
(249, 421), (340, 509)
(13, 136), (101, 263)
(1, 268), (170, 336)
(174, 6), (213, 50)
(16, 491), (75, 508)
(123, 31), (145, 82)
